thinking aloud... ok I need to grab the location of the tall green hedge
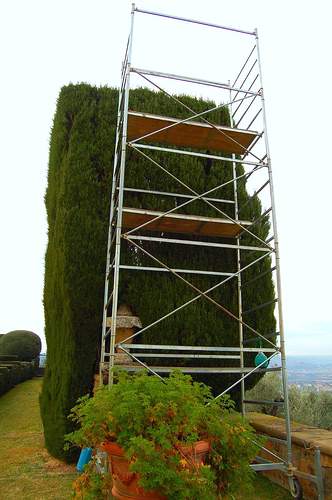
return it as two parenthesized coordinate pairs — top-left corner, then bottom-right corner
(40, 84), (275, 461)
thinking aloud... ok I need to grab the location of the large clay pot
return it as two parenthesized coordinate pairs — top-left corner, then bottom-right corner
(176, 440), (210, 466)
(101, 440), (210, 500)
(101, 441), (166, 500)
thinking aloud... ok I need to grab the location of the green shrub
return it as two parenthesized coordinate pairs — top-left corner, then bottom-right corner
(66, 371), (259, 499)
(246, 373), (332, 430)
(41, 84), (275, 461)
(288, 385), (332, 430)
(0, 330), (42, 361)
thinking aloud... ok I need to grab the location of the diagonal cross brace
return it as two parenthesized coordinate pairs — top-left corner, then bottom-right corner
(133, 69), (262, 162)
(128, 145), (272, 250)
(122, 235), (277, 349)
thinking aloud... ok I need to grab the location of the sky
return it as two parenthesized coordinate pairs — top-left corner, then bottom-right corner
(0, 0), (331, 355)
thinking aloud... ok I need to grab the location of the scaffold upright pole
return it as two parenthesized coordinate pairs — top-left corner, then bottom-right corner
(255, 28), (293, 469)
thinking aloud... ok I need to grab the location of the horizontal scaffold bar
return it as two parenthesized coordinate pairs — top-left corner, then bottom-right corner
(111, 365), (281, 374)
(119, 265), (234, 277)
(130, 143), (264, 166)
(126, 234), (270, 253)
(134, 8), (256, 36)
(250, 463), (285, 472)
(122, 187), (235, 205)
(131, 67), (259, 95)
(118, 344), (278, 353)
(128, 353), (241, 359)
(243, 399), (284, 406)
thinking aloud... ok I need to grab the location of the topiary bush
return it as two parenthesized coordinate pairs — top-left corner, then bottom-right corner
(40, 84), (275, 461)
(0, 330), (42, 362)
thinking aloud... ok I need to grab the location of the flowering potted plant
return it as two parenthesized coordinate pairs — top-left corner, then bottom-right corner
(66, 370), (259, 499)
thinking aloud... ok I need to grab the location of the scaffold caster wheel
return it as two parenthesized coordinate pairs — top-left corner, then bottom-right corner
(289, 476), (303, 499)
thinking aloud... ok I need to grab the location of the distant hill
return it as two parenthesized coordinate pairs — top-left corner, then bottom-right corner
(286, 355), (332, 389)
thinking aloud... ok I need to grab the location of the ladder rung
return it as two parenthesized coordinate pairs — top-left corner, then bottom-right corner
(107, 258), (116, 280)
(248, 207), (272, 230)
(104, 327), (112, 339)
(243, 331), (279, 344)
(239, 179), (270, 212)
(242, 298), (278, 315)
(104, 292), (114, 310)
(241, 267), (276, 287)
(260, 434), (288, 445)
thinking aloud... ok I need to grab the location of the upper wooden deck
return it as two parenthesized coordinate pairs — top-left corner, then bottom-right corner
(127, 111), (258, 155)
(121, 208), (250, 238)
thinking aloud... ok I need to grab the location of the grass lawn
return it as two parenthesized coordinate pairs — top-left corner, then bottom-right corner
(227, 475), (292, 500)
(0, 378), (76, 499)
(0, 378), (291, 499)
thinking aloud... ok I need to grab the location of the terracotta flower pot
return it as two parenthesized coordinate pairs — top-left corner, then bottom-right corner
(177, 440), (210, 465)
(101, 440), (210, 500)
(101, 441), (166, 500)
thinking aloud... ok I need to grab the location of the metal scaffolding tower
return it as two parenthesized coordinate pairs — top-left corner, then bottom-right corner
(99, 5), (308, 497)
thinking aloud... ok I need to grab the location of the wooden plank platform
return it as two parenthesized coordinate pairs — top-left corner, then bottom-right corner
(121, 208), (250, 238)
(127, 111), (258, 155)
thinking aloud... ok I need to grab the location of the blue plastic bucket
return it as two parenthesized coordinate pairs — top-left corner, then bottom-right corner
(76, 447), (93, 472)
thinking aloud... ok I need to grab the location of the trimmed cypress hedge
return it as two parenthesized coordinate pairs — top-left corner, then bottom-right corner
(40, 84), (275, 461)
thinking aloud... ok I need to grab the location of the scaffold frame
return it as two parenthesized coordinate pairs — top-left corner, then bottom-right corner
(99, 4), (310, 497)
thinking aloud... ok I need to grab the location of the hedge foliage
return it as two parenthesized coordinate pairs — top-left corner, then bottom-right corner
(0, 360), (37, 396)
(40, 84), (275, 461)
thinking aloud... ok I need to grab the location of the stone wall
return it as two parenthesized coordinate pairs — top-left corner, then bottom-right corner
(249, 412), (332, 499)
